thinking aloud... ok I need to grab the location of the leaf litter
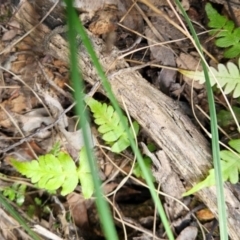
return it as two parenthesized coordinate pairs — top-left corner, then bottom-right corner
(1, 0), (240, 239)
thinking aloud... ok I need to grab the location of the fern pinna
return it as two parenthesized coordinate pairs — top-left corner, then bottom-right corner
(11, 147), (94, 198)
(183, 139), (240, 196)
(179, 58), (240, 98)
(205, 3), (240, 58)
(85, 97), (139, 153)
(11, 98), (139, 197)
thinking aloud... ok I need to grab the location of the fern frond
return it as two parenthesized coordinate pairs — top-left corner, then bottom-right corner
(77, 147), (94, 198)
(11, 148), (94, 198)
(183, 139), (240, 196)
(217, 106), (240, 127)
(11, 153), (78, 196)
(179, 58), (240, 98)
(86, 97), (139, 153)
(205, 3), (240, 58)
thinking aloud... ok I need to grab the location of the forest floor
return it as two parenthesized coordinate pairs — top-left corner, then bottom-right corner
(0, 0), (240, 239)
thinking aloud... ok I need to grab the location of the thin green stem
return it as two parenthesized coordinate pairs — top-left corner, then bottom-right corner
(64, 1), (118, 239)
(175, 1), (228, 239)
(0, 193), (41, 240)
(71, 8), (174, 240)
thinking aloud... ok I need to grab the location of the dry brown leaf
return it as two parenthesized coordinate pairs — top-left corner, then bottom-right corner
(176, 226), (198, 240)
(196, 208), (215, 221)
(19, 108), (53, 133)
(8, 20), (21, 30)
(89, 4), (118, 35)
(102, 182), (118, 195)
(104, 162), (114, 177)
(67, 193), (89, 229)
(0, 94), (32, 129)
(178, 0), (189, 11)
(118, 0), (144, 32)
(2, 30), (18, 41)
(4, 140), (45, 163)
(145, 27), (177, 94)
(176, 53), (204, 89)
(6, 93), (29, 112)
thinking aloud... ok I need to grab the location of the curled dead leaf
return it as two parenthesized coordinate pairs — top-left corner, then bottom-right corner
(176, 53), (204, 90)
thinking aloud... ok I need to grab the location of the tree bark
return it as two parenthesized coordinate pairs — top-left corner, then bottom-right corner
(11, 1), (240, 239)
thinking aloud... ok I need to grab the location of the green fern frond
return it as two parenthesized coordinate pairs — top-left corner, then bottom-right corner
(0, 182), (26, 206)
(11, 147), (94, 198)
(48, 142), (61, 156)
(179, 58), (240, 98)
(183, 139), (240, 196)
(205, 3), (240, 58)
(85, 97), (139, 153)
(77, 147), (94, 198)
(217, 106), (240, 127)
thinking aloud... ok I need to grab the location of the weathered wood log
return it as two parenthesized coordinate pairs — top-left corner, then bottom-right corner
(12, 1), (240, 239)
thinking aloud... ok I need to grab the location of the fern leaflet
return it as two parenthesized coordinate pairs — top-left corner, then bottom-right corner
(183, 139), (240, 196)
(179, 58), (240, 98)
(206, 3), (240, 58)
(85, 97), (139, 153)
(11, 147), (94, 198)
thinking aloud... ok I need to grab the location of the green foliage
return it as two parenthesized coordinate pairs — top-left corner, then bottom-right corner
(27, 205), (36, 218)
(11, 96), (141, 198)
(26, 198), (42, 218)
(0, 183), (26, 206)
(49, 141), (61, 156)
(217, 106), (240, 127)
(146, 143), (157, 152)
(77, 147), (94, 198)
(34, 197), (42, 206)
(179, 58), (240, 98)
(183, 139), (240, 196)
(11, 147), (94, 198)
(205, 3), (240, 58)
(133, 156), (155, 182)
(0, 192), (41, 240)
(86, 97), (139, 153)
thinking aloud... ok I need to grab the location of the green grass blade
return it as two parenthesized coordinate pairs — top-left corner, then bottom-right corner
(175, 1), (228, 239)
(0, 192), (40, 240)
(65, 2), (174, 240)
(64, 1), (118, 239)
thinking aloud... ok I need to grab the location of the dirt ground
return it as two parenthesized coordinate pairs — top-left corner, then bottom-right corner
(1, 0), (240, 239)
